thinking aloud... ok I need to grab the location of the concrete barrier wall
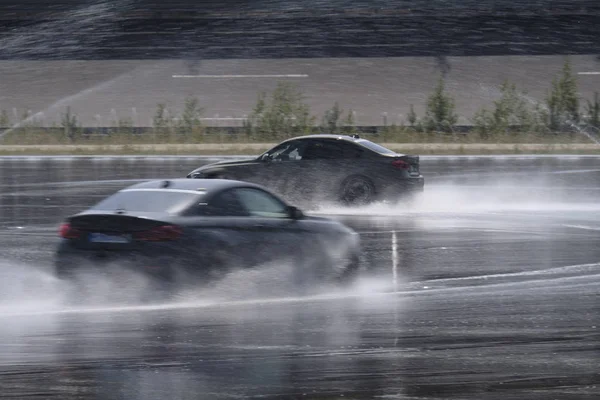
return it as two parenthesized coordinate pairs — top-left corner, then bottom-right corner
(1, 56), (599, 127)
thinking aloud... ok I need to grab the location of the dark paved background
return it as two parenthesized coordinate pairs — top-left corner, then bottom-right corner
(0, 155), (599, 399)
(0, 0), (598, 59)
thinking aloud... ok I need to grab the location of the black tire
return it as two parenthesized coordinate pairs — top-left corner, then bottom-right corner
(340, 175), (376, 206)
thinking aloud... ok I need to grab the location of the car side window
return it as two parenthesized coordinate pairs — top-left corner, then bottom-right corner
(303, 140), (359, 160)
(265, 140), (306, 162)
(339, 142), (365, 158)
(203, 188), (249, 217)
(232, 188), (289, 218)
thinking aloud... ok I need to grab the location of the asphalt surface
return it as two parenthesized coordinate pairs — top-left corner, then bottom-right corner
(0, 1), (598, 60)
(0, 155), (599, 399)
(2, 55), (600, 128)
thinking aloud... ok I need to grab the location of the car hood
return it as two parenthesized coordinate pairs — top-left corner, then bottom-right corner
(188, 157), (258, 175)
(204, 157), (257, 167)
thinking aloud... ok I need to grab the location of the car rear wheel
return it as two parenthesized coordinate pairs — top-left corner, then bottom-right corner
(340, 176), (375, 206)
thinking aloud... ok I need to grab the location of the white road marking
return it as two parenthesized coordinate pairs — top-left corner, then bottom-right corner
(391, 231), (399, 290)
(172, 74), (309, 78)
(578, 72), (600, 75)
(563, 224), (600, 231)
(420, 262), (600, 284)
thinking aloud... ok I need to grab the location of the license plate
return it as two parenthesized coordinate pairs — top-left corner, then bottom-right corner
(88, 232), (131, 244)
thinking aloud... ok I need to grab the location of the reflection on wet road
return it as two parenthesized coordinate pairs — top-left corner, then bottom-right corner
(0, 155), (599, 399)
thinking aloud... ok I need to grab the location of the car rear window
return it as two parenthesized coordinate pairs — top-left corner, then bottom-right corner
(91, 189), (204, 214)
(355, 139), (398, 156)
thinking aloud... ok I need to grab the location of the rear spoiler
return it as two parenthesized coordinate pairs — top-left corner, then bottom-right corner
(399, 155), (419, 167)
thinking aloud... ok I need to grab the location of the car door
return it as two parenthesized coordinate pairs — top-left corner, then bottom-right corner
(182, 188), (262, 274)
(253, 139), (309, 200)
(229, 187), (307, 267)
(297, 139), (363, 200)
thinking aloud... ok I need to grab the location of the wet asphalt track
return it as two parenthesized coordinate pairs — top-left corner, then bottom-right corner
(0, 155), (599, 399)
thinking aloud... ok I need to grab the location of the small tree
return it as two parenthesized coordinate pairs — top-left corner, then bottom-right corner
(342, 109), (356, 134)
(545, 57), (580, 131)
(559, 57), (579, 123)
(422, 77), (458, 133)
(117, 117), (134, 135)
(585, 92), (600, 129)
(545, 78), (562, 131)
(179, 96), (203, 137)
(243, 92), (267, 137)
(407, 104), (417, 127)
(472, 108), (491, 138)
(153, 103), (169, 133)
(61, 106), (78, 142)
(0, 110), (9, 127)
(246, 82), (315, 139)
(473, 81), (540, 136)
(321, 102), (343, 134)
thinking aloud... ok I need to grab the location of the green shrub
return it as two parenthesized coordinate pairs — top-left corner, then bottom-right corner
(585, 92), (600, 129)
(244, 82), (315, 140)
(545, 57), (580, 132)
(321, 102), (343, 134)
(61, 106), (79, 142)
(473, 81), (543, 138)
(421, 77), (458, 133)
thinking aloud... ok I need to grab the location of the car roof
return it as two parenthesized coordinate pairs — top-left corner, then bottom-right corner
(124, 178), (264, 193)
(279, 134), (403, 156)
(285, 134), (362, 143)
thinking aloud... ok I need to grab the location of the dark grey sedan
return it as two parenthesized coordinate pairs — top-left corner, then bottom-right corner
(187, 134), (424, 207)
(54, 178), (361, 294)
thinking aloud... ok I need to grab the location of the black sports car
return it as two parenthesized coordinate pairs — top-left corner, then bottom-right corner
(54, 178), (361, 294)
(187, 134), (424, 206)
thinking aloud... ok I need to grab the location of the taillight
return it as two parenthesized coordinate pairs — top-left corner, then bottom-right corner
(133, 225), (182, 242)
(392, 159), (409, 169)
(59, 223), (82, 239)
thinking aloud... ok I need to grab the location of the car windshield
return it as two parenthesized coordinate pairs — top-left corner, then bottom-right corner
(355, 139), (398, 156)
(91, 189), (204, 214)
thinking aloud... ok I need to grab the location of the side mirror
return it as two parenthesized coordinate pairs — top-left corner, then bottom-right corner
(287, 205), (304, 220)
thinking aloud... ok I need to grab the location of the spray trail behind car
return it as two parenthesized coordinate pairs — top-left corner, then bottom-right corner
(313, 178), (600, 217)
